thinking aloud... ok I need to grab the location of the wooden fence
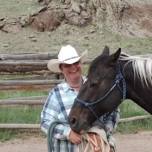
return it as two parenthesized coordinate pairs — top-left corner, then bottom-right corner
(0, 53), (58, 131)
(0, 53), (151, 131)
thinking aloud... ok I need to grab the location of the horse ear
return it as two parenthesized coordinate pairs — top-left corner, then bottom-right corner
(102, 46), (110, 56)
(108, 48), (121, 66)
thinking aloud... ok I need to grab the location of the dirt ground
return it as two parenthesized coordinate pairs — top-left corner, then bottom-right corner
(0, 131), (152, 152)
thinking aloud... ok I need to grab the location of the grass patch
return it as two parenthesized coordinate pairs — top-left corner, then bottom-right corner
(0, 106), (41, 124)
(0, 90), (151, 141)
(116, 100), (152, 133)
(119, 100), (149, 118)
(117, 118), (152, 134)
(0, 90), (45, 141)
(0, 130), (18, 142)
(0, 0), (40, 18)
(0, 90), (48, 99)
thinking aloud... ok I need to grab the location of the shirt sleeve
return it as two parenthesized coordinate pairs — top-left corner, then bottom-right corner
(40, 89), (71, 140)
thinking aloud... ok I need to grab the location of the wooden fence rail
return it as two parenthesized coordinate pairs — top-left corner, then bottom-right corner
(0, 124), (40, 129)
(0, 79), (62, 90)
(0, 99), (44, 106)
(0, 53), (60, 130)
(0, 96), (46, 106)
(0, 53), (56, 73)
(0, 53), (91, 73)
(0, 53), (57, 60)
(0, 60), (48, 73)
(0, 60), (91, 73)
(0, 115), (151, 130)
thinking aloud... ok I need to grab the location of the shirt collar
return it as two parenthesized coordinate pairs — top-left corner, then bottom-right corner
(63, 76), (86, 92)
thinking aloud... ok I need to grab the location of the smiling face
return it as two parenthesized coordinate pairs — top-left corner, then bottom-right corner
(60, 61), (82, 84)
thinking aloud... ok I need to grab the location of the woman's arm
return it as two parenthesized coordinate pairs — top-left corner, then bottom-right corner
(40, 90), (71, 140)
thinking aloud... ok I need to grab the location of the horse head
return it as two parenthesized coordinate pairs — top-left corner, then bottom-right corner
(69, 46), (124, 133)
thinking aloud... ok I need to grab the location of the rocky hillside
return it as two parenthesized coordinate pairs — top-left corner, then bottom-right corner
(0, 0), (152, 56)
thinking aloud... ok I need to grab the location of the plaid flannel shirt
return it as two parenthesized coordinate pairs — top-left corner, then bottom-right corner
(41, 80), (120, 152)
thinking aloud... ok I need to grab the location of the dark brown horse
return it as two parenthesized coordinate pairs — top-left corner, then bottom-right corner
(69, 46), (152, 133)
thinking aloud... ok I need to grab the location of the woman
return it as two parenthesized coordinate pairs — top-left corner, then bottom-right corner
(41, 45), (119, 152)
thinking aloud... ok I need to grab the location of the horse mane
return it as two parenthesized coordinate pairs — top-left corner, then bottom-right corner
(120, 52), (152, 86)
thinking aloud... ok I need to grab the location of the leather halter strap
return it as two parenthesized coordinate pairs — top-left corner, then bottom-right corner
(75, 62), (126, 123)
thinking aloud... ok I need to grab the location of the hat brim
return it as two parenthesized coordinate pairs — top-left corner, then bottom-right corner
(47, 59), (62, 73)
(47, 50), (88, 73)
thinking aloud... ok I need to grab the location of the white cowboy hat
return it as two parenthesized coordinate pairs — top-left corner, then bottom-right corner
(47, 45), (87, 73)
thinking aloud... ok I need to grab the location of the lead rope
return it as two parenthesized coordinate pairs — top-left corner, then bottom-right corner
(48, 122), (103, 152)
(47, 121), (58, 152)
(83, 133), (109, 152)
(83, 134), (101, 152)
(47, 121), (68, 152)
(88, 134), (101, 152)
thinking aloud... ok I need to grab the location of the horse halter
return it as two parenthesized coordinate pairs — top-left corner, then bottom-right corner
(75, 62), (126, 123)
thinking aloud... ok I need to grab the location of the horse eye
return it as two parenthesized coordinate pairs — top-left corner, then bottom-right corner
(90, 80), (98, 87)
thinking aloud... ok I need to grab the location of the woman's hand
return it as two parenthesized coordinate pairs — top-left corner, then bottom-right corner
(68, 129), (81, 144)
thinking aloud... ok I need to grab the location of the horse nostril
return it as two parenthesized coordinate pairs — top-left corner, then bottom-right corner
(70, 117), (77, 126)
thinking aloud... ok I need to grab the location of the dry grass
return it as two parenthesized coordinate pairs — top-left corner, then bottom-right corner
(0, 0), (152, 57)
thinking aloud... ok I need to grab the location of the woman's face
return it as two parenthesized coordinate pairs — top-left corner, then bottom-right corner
(60, 61), (82, 82)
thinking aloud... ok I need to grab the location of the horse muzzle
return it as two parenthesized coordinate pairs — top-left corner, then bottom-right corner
(69, 116), (90, 133)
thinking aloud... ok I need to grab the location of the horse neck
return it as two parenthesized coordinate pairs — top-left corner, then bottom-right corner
(120, 60), (152, 114)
